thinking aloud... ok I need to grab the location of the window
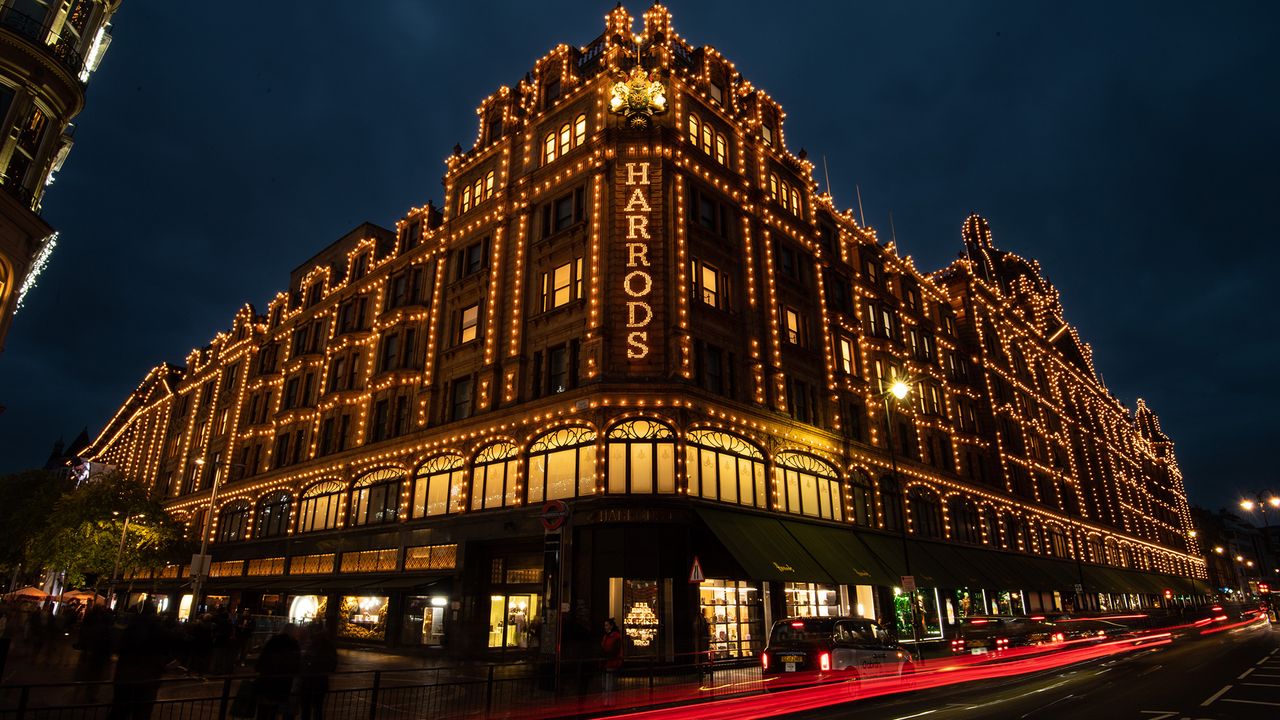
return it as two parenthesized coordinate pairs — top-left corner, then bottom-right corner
(541, 113), (586, 165)
(378, 333), (401, 373)
(256, 491), (291, 538)
(948, 497), (981, 544)
(273, 433), (290, 469)
(449, 376), (473, 421)
(297, 481), (344, 533)
(695, 341), (734, 397)
(541, 187), (587, 237)
(715, 133), (727, 165)
(607, 420), (676, 494)
(775, 241), (800, 282)
(1047, 525), (1071, 558)
(386, 267), (424, 309)
(786, 377), (817, 424)
(352, 253), (369, 280)
(762, 124), (774, 145)
(216, 501), (250, 543)
(783, 307), (802, 345)
(458, 304), (479, 344)
(878, 476), (903, 531)
(837, 336), (856, 375)
(850, 471), (873, 526)
(709, 81), (724, 104)
(540, 258), (584, 311)
(688, 186), (733, 239)
(412, 455), (467, 517)
(452, 238), (490, 281)
(350, 468), (402, 526)
(544, 77), (561, 105)
(527, 426), (597, 502)
(685, 430), (766, 508)
(776, 453), (842, 521)
(337, 296), (369, 333)
(692, 259), (728, 309)
(472, 442), (519, 510)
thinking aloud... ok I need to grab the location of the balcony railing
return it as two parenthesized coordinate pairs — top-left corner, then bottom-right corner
(0, 5), (85, 79)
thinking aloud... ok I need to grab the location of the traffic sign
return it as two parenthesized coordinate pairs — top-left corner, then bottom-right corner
(1073, 583), (1084, 593)
(541, 499), (569, 531)
(689, 556), (705, 583)
(900, 575), (915, 592)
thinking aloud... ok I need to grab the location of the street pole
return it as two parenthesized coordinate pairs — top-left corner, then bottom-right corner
(881, 382), (921, 661)
(188, 459), (225, 621)
(110, 513), (132, 608)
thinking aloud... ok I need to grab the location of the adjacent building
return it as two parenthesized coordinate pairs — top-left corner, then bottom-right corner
(0, 0), (119, 351)
(85, 5), (1207, 660)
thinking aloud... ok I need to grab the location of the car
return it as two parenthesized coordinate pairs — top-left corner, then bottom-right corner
(761, 616), (913, 682)
(950, 615), (1066, 654)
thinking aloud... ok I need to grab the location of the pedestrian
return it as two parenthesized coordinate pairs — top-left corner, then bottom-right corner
(600, 618), (623, 707)
(235, 608), (258, 666)
(297, 623), (337, 720)
(254, 627), (301, 720)
(211, 608), (235, 675)
(107, 602), (174, 720)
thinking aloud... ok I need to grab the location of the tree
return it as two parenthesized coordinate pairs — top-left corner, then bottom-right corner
(25, 472), (192, 588)
(0, 469), (72, 582)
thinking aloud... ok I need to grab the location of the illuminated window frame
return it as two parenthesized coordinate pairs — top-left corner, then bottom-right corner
(606, 419), (675, 494)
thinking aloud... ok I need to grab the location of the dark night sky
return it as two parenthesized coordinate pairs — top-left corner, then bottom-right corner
(1, 2), (1276, 514)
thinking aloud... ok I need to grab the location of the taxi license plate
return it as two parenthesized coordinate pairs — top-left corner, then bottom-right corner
(780, 655), (803, 663)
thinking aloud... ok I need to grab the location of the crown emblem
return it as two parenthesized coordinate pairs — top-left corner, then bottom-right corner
(609, 66), (667, 130)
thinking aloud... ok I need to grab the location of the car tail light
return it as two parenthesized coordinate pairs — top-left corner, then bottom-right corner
(951, 638), (966, 653)
(761, 652), (769, 670)
(1053, 632), (1065, 642)
(820, 651), (831, 671)
(995, 637), (1009, 649)
(791, 621), (806, 628)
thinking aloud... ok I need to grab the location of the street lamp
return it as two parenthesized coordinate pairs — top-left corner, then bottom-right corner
(187, 457), (243, 621)
(109, 510), (147, 608)
(880, 377), (921, 660)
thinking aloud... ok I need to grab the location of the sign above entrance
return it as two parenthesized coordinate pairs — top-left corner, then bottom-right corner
(900, 575), (916, 592)
(689, 556), (705, 584)
(541, 500), (569, 532)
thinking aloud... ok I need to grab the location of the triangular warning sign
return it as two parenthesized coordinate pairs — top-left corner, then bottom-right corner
(689, 556), (705, 583)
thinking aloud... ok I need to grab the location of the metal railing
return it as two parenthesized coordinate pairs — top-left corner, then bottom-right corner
(0, 654), (762, 720)
(0, 6), (85, 78)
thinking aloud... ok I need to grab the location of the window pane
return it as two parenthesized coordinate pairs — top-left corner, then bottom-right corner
(578, 446), (596, 497)
(631, 444), (652, 493)
(528, 459), (545, 503)
(609, 444), (627, 493)
(656, 442), (674, 493)
(700, 450), (716, 499)
(547, 449), (576, 500)
(801, 472), (819, 517)
(685, 446), (700, 496)
(718, 453), (738, 504)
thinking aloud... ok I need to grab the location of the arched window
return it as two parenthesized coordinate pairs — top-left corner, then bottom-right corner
(908, 487), (943, 538)
(558, 123), (571, 156)
(850, 470), (873, 526)
(298, 480), (344, 533)
(461, 185), (472, 213)
(790, 187), (801, 214)
(607, 419), (675, 494)
(484, 170), (495, 199)
(1045, 525), (1070, 558)
(715, 133), (727, 165)
(574, 114), (587, 146)
(981, 506), (1000, 546)
(701, 123), (713, 154)
(412, 455), (466, 517)
(543, 132), (556, 164)
(776, 453), (842, 521)
(878, 476), (903, 531)
(1105, 537), (1121, 566)
(216, 500), (250, 543)
(685, 430), (766, 508)
(350, 468), (402, 526)
(688, 114), (700, 145)
(472, 442), (518, 511)
(769, 173), (779, 201)
(1003, 512), (1032, 552)
(528, 426), (597, 502)
(256, 491), (291, 539)
(947, 496), (980, 544)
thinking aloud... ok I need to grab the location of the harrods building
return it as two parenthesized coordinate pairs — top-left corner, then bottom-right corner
(86, 5), (1208, 660)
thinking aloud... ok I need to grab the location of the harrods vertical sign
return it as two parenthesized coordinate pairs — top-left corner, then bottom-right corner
(611, 150), (666, 376)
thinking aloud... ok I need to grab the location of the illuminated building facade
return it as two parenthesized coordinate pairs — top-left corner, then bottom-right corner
(86, 5), (1206, 657)
(0, 0), (119, 351)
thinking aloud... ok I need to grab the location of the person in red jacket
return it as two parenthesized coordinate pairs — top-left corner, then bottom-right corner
(601, 618), (623, 706)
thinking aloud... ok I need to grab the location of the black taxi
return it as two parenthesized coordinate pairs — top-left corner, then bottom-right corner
(761, 616), (912, 679)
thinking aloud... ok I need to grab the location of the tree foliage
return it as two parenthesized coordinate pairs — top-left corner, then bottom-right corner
(24, 472), (193, 587)
(0, 469), (71, 574)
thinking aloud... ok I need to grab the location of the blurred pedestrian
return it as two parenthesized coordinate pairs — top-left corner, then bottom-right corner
(235, 608), (258, 666)
(107, 602), (174, 720)
(211, 608), (235, 675)
(297, 623), (337, 720)
(600, 618), (623, 707)
(254, 628), (300, 720)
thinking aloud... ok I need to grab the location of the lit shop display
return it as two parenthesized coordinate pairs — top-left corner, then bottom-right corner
(894, 587), (943, 641)
(339, 596), (388, 641)
(403, 595), (448, 646)
(784, 582), (840, 617)
(699, 580), (762, 659)
(288, 595), (328, 625)
(488, 593), (539, 649)
(609, 578), (665, 657)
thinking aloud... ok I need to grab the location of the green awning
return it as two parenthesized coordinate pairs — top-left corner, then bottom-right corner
(852, 532), (967, 589)
(1018, 557), (1082, 591)
(914, 541), (998, 589)
(960, 549), (1041, 590)
(780, 520), (896, 586)
(698, 509), (833, 583)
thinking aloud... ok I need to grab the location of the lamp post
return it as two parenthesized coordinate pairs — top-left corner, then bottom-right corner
(880, 378), (921, 660)
(1239, 493), (1279, 594)
(187, 457), (242, 621)
(109, 511), (144, 609)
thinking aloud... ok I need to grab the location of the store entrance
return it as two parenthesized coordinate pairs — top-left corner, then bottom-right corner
(488, 593), (540, 649)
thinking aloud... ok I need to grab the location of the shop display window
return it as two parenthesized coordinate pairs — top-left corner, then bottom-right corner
(783, 582), (840, 617)
(403, 595), (448, 646)
(338, 595), (387, 641)
(609, 578), (663, 657)
(488, 593), (540, 649)
(993, 590), (1026, 616)
(893, 587), (943, 641)
(699, 580), (762, 659)
(947, 588), (986, 623)
(289, 595), (327, 625)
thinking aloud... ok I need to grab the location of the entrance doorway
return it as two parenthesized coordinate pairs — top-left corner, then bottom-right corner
(488, 593), (540, 648)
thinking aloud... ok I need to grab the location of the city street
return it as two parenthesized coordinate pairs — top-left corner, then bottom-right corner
(639, 618), (1280, 720)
